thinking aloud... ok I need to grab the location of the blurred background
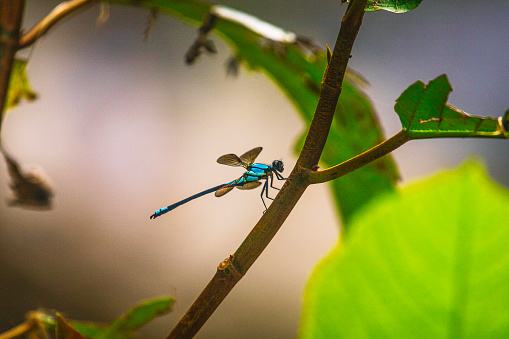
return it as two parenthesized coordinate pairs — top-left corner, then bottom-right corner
(1, 1), (508, 337)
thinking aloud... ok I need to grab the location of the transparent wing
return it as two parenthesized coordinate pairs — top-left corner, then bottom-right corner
(236, 181), (262, 190)
(217, 153), (244, 167)
(239, 147), (262, 166)
(215, 185), (235, 197)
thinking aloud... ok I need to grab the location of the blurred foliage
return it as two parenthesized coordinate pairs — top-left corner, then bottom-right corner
(1, 147), (53, 209)
(3, 59), (37, 117)
(56, 314), (86, 339)
(0, 298), (174, 339)
(91, 297), (174, 339)
(300, 161), (509, 338)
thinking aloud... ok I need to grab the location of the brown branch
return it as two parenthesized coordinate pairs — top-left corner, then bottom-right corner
(166, 1), (368, 337)
(295, 0), (368, 170)
(18, 0), (94, 49)
(309, 130), (411, 184)
(0, 0), (25, 132)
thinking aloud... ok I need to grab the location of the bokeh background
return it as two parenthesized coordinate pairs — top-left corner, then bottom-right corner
(1, 1), (508, 338)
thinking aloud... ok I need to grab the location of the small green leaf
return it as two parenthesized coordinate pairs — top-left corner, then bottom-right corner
(352, 0), (424, 13)
(326, 44), (332, 64)
(300, 161), (509, 338)
(395, 74), (507, 139)
(96, 297), (174, 339)
(5, 59), (37, 111)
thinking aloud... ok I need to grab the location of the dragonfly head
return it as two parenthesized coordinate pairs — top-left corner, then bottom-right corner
(272, 160), (284, 173)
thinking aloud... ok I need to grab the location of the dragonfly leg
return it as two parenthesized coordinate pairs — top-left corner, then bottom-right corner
(274, 171), (287, 181)
(269, 173), (280, 191)
(260, 180), (269, 212)
(261, 178), (287, 213)
(263, 176), (276, 201)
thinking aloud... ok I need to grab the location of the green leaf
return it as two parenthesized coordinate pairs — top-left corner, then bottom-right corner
(5, 59), (37, 111)
(350, 0), (424, 13)
(95, 297), (174, 339)
(113, 0), (399, 225)
(395, 74), (508, 139)
(300, 161), (509, 338)
(25, 297), (174, 339)
(69, 322), (109, 339)
(320, 73), (399, 225)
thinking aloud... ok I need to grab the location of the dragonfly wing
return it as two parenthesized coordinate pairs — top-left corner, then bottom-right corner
(239, 147), (263, 167)
(217, 153), (244, 167)
(215, 185), (235, 197)
(236, 181), (262, 190)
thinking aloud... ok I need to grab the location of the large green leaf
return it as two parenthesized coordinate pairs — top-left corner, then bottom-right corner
(300, 161), (509, 338)
(395, 74), (508, 139)
(320, 74), (398, 225)
(113, 0), (399, 225)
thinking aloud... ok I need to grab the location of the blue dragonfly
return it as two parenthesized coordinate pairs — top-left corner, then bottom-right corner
(150, 147), (286, 219)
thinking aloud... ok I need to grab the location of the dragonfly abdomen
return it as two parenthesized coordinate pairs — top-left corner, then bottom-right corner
(150, 183), (226, 219)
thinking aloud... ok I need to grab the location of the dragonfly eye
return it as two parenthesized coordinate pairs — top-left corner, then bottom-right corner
(273, 160), (284, 172)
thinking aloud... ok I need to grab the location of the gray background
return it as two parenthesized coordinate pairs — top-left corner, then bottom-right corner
(1, 1), (508, 338)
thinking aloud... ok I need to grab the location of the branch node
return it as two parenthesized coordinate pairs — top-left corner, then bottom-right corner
(218, 255), (244, 280)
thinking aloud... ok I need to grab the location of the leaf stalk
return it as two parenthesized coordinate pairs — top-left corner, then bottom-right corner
(309, 130), (410, 184)
(18, 0), (95, 49)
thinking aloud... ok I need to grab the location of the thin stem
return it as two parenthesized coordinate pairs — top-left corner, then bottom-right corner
(166, 1), (368, 337)
(18, 0), (94, 49)
(0, 322), (32, 339)
(309, 130), (410, 184)
(0, 0), (25, 133)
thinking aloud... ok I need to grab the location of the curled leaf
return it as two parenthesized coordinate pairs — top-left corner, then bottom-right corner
(5, 59), (37, 112)
(2, 148), (53, 209)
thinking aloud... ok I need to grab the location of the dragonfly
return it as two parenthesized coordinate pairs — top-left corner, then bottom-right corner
(150, 147), (286, 219)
